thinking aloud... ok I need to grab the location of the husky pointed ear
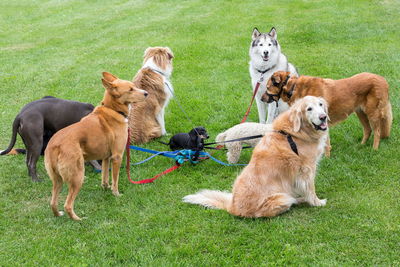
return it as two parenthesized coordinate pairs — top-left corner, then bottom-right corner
(290, 106), (302, 132)
(102, 72), (118, 82)
(252, 28), (261, 40)
(268, 27), (277, 39)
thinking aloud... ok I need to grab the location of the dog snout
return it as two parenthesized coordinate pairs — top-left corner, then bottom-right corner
(319, 114), (327, 122)
(263, 51), (269, 56)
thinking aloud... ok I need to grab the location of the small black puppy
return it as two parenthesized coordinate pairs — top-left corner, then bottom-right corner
(160, 127), (209, 160)
(0, 96), (97, 181)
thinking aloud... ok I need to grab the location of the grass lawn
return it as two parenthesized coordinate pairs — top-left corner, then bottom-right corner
(0, 0), (399, 265)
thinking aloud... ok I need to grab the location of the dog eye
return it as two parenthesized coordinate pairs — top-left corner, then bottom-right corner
(307, 107), (313, 111)
(129, 88), (134, 91)
(259, 44), (263, 46)
(268, 43), (272, 46)
(319, 103), (323, 106)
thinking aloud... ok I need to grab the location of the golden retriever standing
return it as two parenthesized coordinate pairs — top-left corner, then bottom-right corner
(45, 72), (148, 221)
(261, 71), (392, 151)
(129, 47), (174, 144)
(183, 96), (329, 218)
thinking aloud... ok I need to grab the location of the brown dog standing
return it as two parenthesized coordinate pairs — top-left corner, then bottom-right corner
(44, 72), (147, 221)
(261, 71), (392, 153)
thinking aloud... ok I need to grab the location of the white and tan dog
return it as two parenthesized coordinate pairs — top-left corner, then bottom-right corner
(129, 47), (174, 144)
(216, 122), (273, 164)
(184, 96), (329, 218)
(249, 27), (298, 124)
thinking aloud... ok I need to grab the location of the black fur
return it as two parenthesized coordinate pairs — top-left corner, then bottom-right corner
(1, 96), (95, 181)
(162, 127), (209, 161)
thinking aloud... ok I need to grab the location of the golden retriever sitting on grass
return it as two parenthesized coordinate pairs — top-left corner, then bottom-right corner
(183, 96), (329, 218)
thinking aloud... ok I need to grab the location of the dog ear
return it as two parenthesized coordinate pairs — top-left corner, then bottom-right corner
(102, 72), (118, 82)
(165, 47), (174, 60)
(268, 27), (277, 39)
(271, 73), (281, 85)
(319, 97), (330, 121)
(144, 47), (153, 58)
(101, 79), (120, 97)
(290, 107), (302, 132)
(252, 28), (261, 40)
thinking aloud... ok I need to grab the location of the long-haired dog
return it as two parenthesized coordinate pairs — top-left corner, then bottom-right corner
(261, 71), (392, 152)
(129, 47), (174, 144)
(216, 122), (273, 164)
(249, 27), (298, 124)
(183, 96), (329, 218)
(45, 72), (147, 221)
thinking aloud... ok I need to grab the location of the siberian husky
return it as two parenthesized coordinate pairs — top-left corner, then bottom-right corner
(249, 27), (298, 124)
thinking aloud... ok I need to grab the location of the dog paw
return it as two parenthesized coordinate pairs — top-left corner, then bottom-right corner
(101, 183), (110, 189)
(316, 199), (327, 206)
(53, 211), (64, 217)
(112, 191), (122, 197)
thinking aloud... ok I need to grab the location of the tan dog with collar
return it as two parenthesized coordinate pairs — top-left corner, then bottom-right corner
(183, 96), (329, 218)
(45, 72), (148, 221)
(261, 71), (392, 154)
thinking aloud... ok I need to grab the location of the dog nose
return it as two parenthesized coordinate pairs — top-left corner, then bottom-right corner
(263, 51), (269, 56)
(319, 114), (327, 122)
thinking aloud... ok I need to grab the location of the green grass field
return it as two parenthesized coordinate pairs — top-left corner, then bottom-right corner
(0, 0), (399, 265)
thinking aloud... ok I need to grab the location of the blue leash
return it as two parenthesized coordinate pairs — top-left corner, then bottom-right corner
(129, 145), (246, 167)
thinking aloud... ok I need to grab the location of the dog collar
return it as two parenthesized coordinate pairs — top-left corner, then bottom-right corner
(117, 111), (128, 118)
(256, 64), (276, 75)
(149, 68), (167, 77)
(277, 130), (299, 155)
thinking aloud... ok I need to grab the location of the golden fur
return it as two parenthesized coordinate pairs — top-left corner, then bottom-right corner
(44, 72), (147, 221)
(183, 96), (329, 218)
(129, 47), (174, 144)
(262, 71), (392, 151)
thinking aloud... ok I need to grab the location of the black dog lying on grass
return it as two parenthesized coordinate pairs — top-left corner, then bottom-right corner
(160, 127), (209, 161)
(0, 96), (101, 181)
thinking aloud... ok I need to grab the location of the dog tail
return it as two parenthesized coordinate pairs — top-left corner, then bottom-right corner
(183, 189), (232, 211)
(380, 101), (392, 139)
(0, 117), (21, 156)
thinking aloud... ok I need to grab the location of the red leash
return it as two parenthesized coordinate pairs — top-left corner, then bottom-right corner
(127, 163), (181, 184)
(240, 81), (262, 123)
(125, 128), (181, 184)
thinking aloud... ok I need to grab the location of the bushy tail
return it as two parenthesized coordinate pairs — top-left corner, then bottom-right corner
(183, 190), (232, 210)
(0, 117), (20, 156)
(380, 101), (392, 139)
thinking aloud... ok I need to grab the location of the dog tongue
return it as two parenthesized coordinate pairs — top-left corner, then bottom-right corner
(320, 122), (327, 130)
